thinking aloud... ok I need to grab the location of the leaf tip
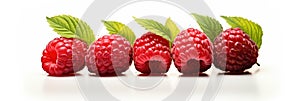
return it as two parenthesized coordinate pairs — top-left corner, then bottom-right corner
(101, 20), (106, 23)
(132, 16), (138, 20)
(191, 13), (200, 17)
(190, 13), (196, 16)
(220, 16), (229, 19)
(166, 17), (171, 20)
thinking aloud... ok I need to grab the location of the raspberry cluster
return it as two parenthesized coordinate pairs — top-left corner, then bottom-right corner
(42, 16), (260, 76)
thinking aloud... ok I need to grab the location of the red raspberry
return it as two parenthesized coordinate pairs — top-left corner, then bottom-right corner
(213, 28), (259, 72)
(85, 35), (132, 76)
(172, 28), (213, 74)
(133, 32), (172, 74)
(41, 37), (87, 76)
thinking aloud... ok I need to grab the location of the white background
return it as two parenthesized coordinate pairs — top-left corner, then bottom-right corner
(0, 0), (294, 100)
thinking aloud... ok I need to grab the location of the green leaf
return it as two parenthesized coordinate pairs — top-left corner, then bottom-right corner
(165, 17), (180, 42)
(133, 17), (171, 41)
(102, 20), (136, 45)
(191, 13), (223, 42)
(221, 16), (263, 49)
(46, 15), (95, 45)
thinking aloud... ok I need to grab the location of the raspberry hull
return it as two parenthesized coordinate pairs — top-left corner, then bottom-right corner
(85, 35), (132, 76)
(41, 37), (87, 76)
(213, 28), (258, 72)
(172, 28), (213, 74)
(133, 32), (172, 74)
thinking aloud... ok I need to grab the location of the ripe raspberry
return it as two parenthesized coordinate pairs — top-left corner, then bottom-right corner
(85, 35), (132, 76)
(213, 28), (258, 72)
(133, 32), (172, 74)
(172, 28), (213, 74)
(41, 37), (87, 76)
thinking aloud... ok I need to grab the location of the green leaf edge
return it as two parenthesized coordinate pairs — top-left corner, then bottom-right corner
(165, 17), (180, 43)
(46, 15), (95, 45)
(102, 20), (136, 45)
(221, 16), (263, 49)
(133, 16), (171, 42)
(191, 13), (223, 42)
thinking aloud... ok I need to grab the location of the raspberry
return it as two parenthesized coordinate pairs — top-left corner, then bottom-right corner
(133, 32), (172, 74)
(85, 35), (132, 76)
(41, 37), (87, 76)
(213, 28), (258, 72)
(172, 28), (213, 74)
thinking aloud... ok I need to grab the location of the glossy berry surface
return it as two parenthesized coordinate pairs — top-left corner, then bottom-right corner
(85, 35), (132, 76)
(213, 28), (258, 72)
(41, 37), (87, 76)
(172, 28), (213, 74)
(133, 32), (172, 74)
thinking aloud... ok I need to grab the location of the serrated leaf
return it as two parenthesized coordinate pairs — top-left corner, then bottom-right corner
(46, 15), (95, 45)
(165, 17), (180, 43)
(221, 16), (263, 49)
(102, 20), (136, 45)
(133, 17), (171, 41)
(191, 13), (223, 42)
